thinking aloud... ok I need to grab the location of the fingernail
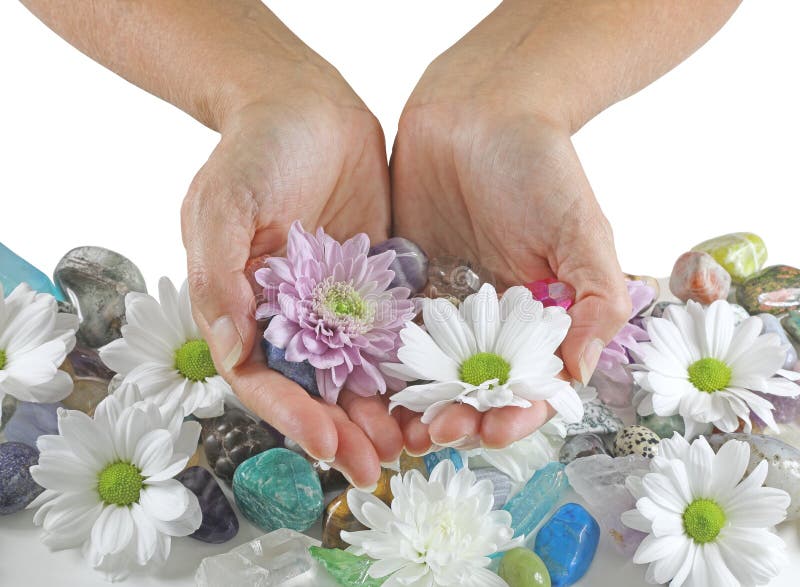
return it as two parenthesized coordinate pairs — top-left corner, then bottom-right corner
(435, 435), (478, 450)
(356, 482), (379, 493)
(308, 452), (335, 464)
(210, 315), (243, 372)
(579, 338), (605, 385)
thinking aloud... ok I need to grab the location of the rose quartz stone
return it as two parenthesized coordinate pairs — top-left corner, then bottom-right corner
(669, 251), (731, 304)
(526, 278), (576, 310)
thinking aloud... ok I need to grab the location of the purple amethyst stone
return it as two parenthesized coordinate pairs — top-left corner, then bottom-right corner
(369, 237), (428, 296)
(176, 466), (239, 543)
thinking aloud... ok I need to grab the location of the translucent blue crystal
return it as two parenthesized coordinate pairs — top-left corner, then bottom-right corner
(503, 462), (569, 539)
(0, 242), (64, 300)
(423, 448), (463, 474)
(534, 503), (599, 587)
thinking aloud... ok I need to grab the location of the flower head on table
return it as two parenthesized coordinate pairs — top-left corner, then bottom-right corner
(622, 433), (789, 587)
(632, 300), (800, 439)
(100, 277), (231, 418)
(0, 283), (78, 408)
(342, 460), (521, 587)
(255, 221), (415, 404)
(385, 283), (582, 424)
(28, 383), (201, 580)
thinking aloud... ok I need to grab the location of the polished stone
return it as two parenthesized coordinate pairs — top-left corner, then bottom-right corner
(525, 278), (575, 311)
(53, 246), (147, 348)
(323, 469), (394, 550)
(503, 462), (570, 539)
(426, 256), (494, 302)
(398, 450), (428, 478)
(757, 313), (799, 369)
(692, 232), (767, 283)
(783, 311), (800, 344)
(565, 399), (624, 436)
(0, 242), (64, 301)
(202, 408), (281, 484)
(3, 401), (61, 448)
(423, 447), (463, 474)
(559, 433), (609, 464)
(233, 448), (324, 532)
(636, 413), (685, 439)
(0, 442), (43, 515)
(264, 340), (320, 397)
(669, 251), (731, 304)
(369, 237), (429, 296)
(534, 504), (600, 587)
(498, 548), (551, 587)
(176, 466), (238, 544)
(1, 394), (18, 433)
(737, 265), (800, 315)
(474, 467), (514, 510)
(310, 547), (386, 587)
(58, 345), (115, 415)
(613, 425), (660, 458)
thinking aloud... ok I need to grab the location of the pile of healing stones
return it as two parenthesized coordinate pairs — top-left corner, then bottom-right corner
(2, 230), (800, 587)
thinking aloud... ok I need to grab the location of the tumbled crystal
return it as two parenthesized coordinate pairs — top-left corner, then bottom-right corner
(398, 450), (428, 478)
(498, 547), (551, 587)
(565, 454), (650, 556)
(53, 246), (147, 348)
(426, 256), (494, 302)
(692, 232), (767, 283)
(534, 504), (599, 587)
(369, 237), (429, 296)
(176, 467), (238, 544)
(737, 265), (800, 315)
(565, 399), (624, 435)
(0, 442), (43, 515)
(503, 462), (569, 539)
(310, 547), (386, 587)
(264, 340), (320, 397)
(474, 467), (514, 510)
(0, 242), (65, 300)
(423, 447), (463, 474)
(1, 394), (18, 433)
(783, 311), (800, 345)
(525, 278), (575, 310)
(613, 425), (660, 458)
(60, 345), (115, 415)
(3, 401), (61, 448)
(323, 469), (394, 550)
(669, 251), (731, 304)
(559, 433), (609, 464)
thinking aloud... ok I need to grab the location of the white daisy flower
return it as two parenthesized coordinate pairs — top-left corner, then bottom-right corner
(633, 300), (800, 439)
(341, 460), (521, 587)
(0, 283), (78, 406)
(621, 433), (790, 587)
(384, 283), (581, 424)
(100, 277), (232, 418)
(28, 383), (202, 580)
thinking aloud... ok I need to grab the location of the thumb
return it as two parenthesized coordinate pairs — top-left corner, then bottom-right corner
(181, 186), (257, 374)
(556, 209), (631, 385)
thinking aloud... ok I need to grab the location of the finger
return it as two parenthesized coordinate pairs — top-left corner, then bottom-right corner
(393, 407), (433, 457)
(181, 171), (257, 375)
(427, 404), (482, 448)
(339, 391), (404, 464)
(327, 408), (382, 490)
(480, 401), (556, 449)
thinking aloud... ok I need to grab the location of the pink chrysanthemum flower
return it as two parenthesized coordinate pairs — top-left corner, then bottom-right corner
(597, 280), (655, 380)
(255, 221), (415, 404)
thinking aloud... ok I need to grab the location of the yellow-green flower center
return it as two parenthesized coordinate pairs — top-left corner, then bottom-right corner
(175, 339), (217, 382)
(683, 498), (726, 543)
(687, 358), (732, 393)
(324, 283), (367, 319)
(459, 352), (511, 386)
(97, 462), (144, 506)
(0, 349), (6, 370)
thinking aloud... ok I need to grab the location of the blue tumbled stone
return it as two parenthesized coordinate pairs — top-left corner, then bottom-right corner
(4, 401), (61, 448)
(0, 243), (64, 300)
(233, 448), (323, 533)
(423, 448), (463, 474)
(503, 462), (569, 539)
(534, 503), (600, 587)
(177, 466), (239, 544)
(0, 442), (43, 514)
(263, 340), (319, 397)
(369, 237), (429, 296)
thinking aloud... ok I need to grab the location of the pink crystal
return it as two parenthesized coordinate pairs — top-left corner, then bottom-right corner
(526, 278), (575, 310)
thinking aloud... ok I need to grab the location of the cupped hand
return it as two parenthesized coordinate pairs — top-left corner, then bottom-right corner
(391, 42), (632, 454)
(180, 60), (401, 488)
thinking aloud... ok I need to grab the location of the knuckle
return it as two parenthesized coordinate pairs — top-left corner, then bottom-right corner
(186, 264), (214, 303)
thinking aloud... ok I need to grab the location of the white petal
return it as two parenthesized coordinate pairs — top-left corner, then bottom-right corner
(395, 322), (461, 382)
(91, 505), (134, 555)
(459, 283), (501, 352)
(139, 479), (191, 522)
(422, 297), (476, 362)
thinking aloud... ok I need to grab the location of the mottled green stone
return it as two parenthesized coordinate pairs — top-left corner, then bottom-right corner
(736, 265), (800, 315)
(498, 548), (551, 587)
(233, 448), (323, 533)
(309, 547), (386, 587)
(636, 413), (685, 439)
(783, 311), (800, 344)
(692, 232), (767, 283)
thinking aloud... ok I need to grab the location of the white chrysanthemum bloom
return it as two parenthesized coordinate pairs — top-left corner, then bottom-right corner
(384, 283), (582, 424)
(28, 383), (202, 580)
(342, 460), (521, 587)
(633, 300), (800, 439)
(621, 434), (790, 587)
(0, 283), (78, 407)
(100, 277), (232, 418)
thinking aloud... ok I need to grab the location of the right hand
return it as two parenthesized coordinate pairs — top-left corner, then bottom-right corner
(180, 58), (402, 488)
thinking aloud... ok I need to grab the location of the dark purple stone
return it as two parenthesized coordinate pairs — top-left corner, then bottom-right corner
(176, 466), (239, 543)
(4, 401), (61, 448)
(0, 442), (43, 514)
(68, 344), (116, 379)
(369, 237), (429, 296)
(264, 340), (319, 397)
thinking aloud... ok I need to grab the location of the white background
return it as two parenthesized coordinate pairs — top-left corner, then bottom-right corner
(1, 1), (799, 586)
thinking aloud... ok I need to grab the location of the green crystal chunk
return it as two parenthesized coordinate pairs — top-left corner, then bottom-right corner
(498, 548), (551, 587)
(309, 547), (386, 587)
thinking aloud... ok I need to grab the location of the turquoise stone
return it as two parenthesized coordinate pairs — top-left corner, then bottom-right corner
(233, 448), (324, 533)
(0, 242), (64, 300)
(309, 547), (386, 586)
(423, 447), (463, 474)
(498, 548), (551, 587)
(534, 503), (600, 587)
(503, 462), (569, 539)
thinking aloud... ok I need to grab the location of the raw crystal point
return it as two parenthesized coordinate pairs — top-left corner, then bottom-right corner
(613, 425), (660, 458)
(423, 447), (463, 474)
(498, 547), (551, 587)
(426, 255), (494, 302)
(737, 265), (800, 315)
(53, 246), (147, 348)
(782, 311), (800, 344)
(310, 547), (386, 587)
(669, 251), (731, 304)
(0, 242), (65, 301)
(323, 469), (394, 550)
(369, 237), (429, 296)
(233, 448), (324, 533)
(559, 433), (609, 464)
(588, 369), (635, 408)
(4, 401), (61, 448)
(196, 528), (326, 587)
(565, 454), (650, 556)
(707, 433), (800, 519)
(692, 232), (767, 283)
(263, 340), (320, 397)
(636, 413), (685, 439)
(525, 278), (575, 311)
(202, 407), (281, 484)
(0, 442), (43, 514)
(176, 467), (238, 544)
(565, 399), (624, 435)
(534, 503), (600, 587)
(503, 462), (570, 539)
(473, 467), (513, 510)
